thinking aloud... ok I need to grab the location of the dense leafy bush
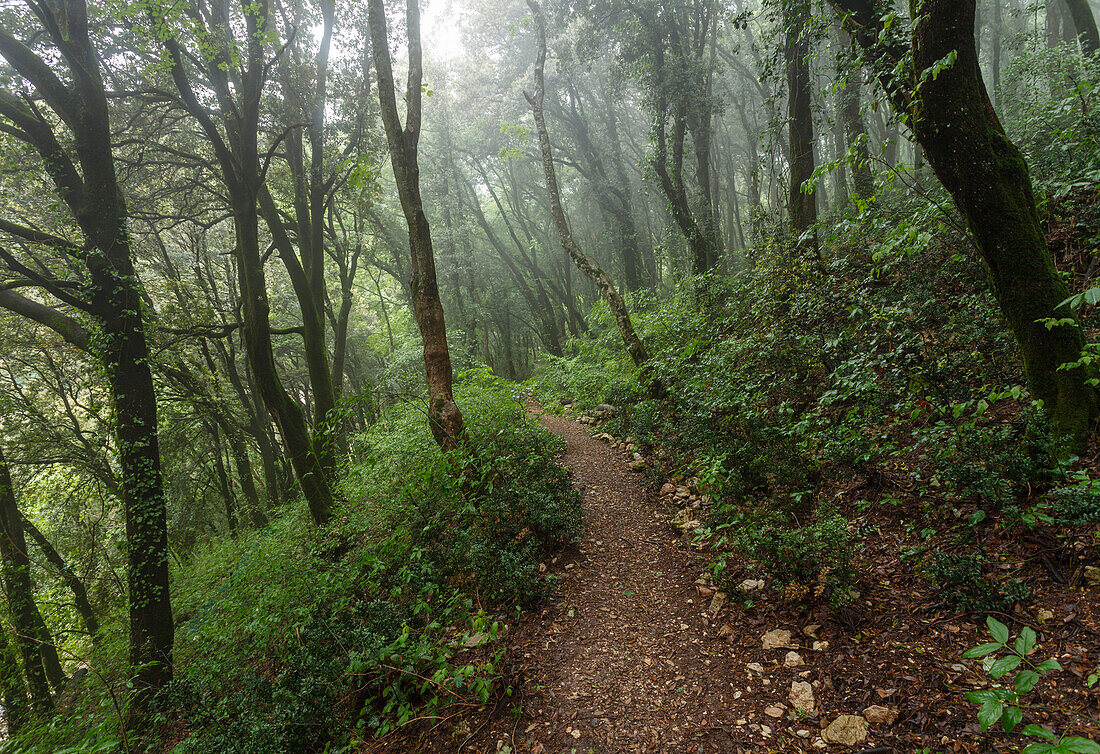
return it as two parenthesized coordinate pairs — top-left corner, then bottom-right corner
(924, 551), (1031, 613)
(729, 506), (859, 608)
(913, 407), (1057, 510)
(1050, 483), (1100, 525)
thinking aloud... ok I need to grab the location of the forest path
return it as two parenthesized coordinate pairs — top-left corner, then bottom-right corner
(466, 411), (754, 753)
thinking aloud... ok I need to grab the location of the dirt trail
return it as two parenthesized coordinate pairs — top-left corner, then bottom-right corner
(390, 410), (1100, 754)
(465, 412), (754, 753)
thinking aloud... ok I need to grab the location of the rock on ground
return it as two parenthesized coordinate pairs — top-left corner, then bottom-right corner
(824, 714), (869, 746)
(762, 628), (795, 650)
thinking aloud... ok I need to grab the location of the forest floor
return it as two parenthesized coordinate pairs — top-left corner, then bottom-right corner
(371, 411), (1100, 754)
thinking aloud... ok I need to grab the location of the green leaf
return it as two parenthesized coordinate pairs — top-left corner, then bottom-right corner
(1062, 739), (1100, 753)
(1024, 725), (1059, 741)
(964, 642), (1002, 658)
(977, 700), (1003, 731)
(1016, 627), (1037, 656)
(989, 654), (1022, 679)
(1035, 659), (1063, 673)
(1002, 705), (1023, 733)
(1022, 745), (1057, 754)
(966, 689), (1000, 704)
(1015, 670), (1040, 694)
(987, 616), (1010, 645)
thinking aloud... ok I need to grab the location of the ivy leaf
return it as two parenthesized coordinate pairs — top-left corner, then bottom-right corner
(1061, 739), (1100, 753)
(1002, 705), (1023, 733)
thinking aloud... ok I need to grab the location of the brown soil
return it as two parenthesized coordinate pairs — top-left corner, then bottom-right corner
(371, 411), (1100, 753)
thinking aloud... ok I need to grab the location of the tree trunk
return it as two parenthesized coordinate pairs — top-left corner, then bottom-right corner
(367, 0), (464, 449)
(0, 1), (175, 700)
(0, 624), (27, 734)
(835, 18), (875, 201)
(526, 0), (658, 392)
(234, 195), (336, 524)
(835, 0), (1098, 448)
(21, 517), (99, 639)
(1064, 0), (1100, 55)
(786, 0), (819, 254)
(910, 0), (1097, 447)
(0, 445), (58, 713)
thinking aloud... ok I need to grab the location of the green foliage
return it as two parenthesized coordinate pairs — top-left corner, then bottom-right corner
(9, 371), (579, 753)
(913, 407), (1057, 511)
(529, 301), (640, 410)
(1002, 41), (1100, 194)
(726, 505), (859, 607)
(1050, 478), (1100, 525)
(0, 706), (124, 754)
(962, 617), (1097, 753)
(924, 551), (1030, 613)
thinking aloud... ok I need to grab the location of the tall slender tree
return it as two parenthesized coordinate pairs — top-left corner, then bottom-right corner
(367, 0), (465, 449)
(150, 0), (337, 524)
(526, 0), (657, 390)
(784, 0), (819, 254)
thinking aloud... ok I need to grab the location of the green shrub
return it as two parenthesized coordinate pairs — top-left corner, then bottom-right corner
(127, 368), (581, 752)
(925, 550), (1031, 613)
(1050, 485), (1100, 525)
(729, 504), (859, 608)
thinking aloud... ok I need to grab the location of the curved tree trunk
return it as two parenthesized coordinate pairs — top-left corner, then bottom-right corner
(1065, 0), (1100, 55)
(526, 0), (659, 393)
(21, 517), (99, 640)
(0, 0), (174, 701)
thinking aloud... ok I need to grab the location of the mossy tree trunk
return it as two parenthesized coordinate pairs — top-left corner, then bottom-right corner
(910, 0), (1097, 448)
(1064, 0), (1100, 55)
(367, 0), (464, 449)
(830, 0), (1098, 449)
(785, 0), (819, 255)
(0, 624), (27, 734)
(0, 0), (174, 700)
(0, 445), (55, 714)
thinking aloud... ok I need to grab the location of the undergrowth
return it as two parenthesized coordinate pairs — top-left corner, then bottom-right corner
(7, 369), (580, 753)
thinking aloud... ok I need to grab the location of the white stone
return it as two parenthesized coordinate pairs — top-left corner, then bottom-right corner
(789, 681), (816, 715)
(863, 705), (898, 725)
(762, 629), (795, 650)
